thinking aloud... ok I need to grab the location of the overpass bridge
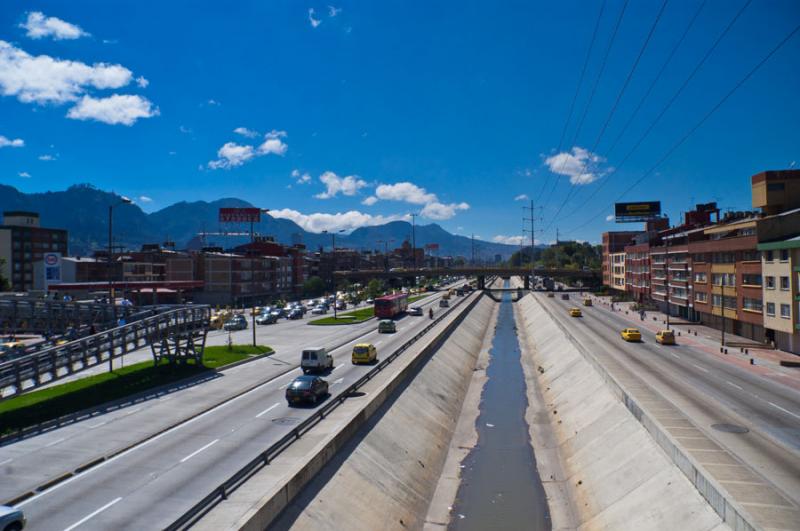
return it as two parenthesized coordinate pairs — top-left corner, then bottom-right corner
(0, 297), (135, 336)
(334, 266), (601, 289)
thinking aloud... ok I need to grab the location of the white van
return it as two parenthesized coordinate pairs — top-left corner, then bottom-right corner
(301, 347), (333, 374)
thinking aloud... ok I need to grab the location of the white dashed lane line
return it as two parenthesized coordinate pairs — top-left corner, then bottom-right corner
(180, 439), (219, 463)
(726, 381), (743, 390)
(692, 364), (709, 373)
(255, 403), (280, 418)
(63, 496), (122, 531)
(768, 401), (800, 420)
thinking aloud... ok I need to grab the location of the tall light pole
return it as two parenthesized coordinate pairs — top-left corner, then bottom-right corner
(108, 195), (131, 372)
(323, 229), (345, 319)
(410, 213), (418, 269)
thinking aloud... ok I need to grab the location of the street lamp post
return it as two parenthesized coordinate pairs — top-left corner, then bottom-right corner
(323, 229), (345, 319)
(108, 195), (132, 372)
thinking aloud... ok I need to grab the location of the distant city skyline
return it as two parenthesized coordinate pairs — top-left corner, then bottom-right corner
(0, 0), (798, 244)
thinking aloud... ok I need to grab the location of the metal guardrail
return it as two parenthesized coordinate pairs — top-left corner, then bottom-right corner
(0, 306), (211, 399)
(165, 286), (487, 531)
(0, 297), (134, 335)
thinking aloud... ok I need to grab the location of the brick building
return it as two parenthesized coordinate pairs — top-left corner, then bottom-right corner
(0, 211), (68, 292)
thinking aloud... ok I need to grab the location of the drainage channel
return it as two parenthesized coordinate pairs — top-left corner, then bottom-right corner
(450, 284), (550, 531)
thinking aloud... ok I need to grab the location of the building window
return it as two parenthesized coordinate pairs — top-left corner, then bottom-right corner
(742, 274), (762, 286)
(695, 292), (708, 303)
(742, 250), (759, 261)
(712, 273), (735, 286)
(765, 250), (774, 262)
(780, 303), (791, 319)
(712, 294), (736, 309)
(743, 297), (762, 312)
(780, 249), (790, 262)
(694, 272), (707, 283)
(692, 253), (707, 263)
(780, 276), (790, 290)
(766, 302), (775, 316)
(712, 252), (735, 264)
(765, 276), (775, 289)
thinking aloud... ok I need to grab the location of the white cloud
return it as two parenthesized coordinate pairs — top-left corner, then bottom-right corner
(179, 125), (192, 134)
(258, 135), (287, 156)
(270, 208), (407, 233)
(514, 194), (529, 201)
(315, 171), (367, 199)
(328, 6), (342, 16)
(207, 99), (220, 106)
(208, 142), (256, 169)
(135, 76), (149, 88)
(234, 126), (258, 138)
(606, 214), (615, 222)
(308, 8), (322, 28)
(362, 196), (378, 206)
(0, 41), (133, 105)
(492, 235), (525, 245)
(0, 135), (24, 148)
(420, 201), (470, 220)
(20, 12), (89, 40)
(66, 94), (159, 125)
(139, 195), (153, 203)
(18, 171), (31, 178)
(38, 154), (56, 161)
(544, 146), (609, 185)
(374, 182), (437, 205)
(292, 169), (311, 184)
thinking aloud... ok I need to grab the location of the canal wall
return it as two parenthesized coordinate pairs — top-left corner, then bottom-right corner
(515, 294), (730, 531)
(269, 294), (498, 530)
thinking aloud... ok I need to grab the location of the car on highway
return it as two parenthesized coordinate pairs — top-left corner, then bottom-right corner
(288, 308), (304, 320)
(569, 307), (582, 317)
(547, 292), (555, 298)
(301, 347), (333, 373)
(582, 298), (592, 306)
(407, 306), (423, 316)
(561, 293), (570, 300)
(255, 313), (278, 325)
(365, 298), (374, 305)
(285, 375), (329, 406)
(378, 319), (397, 333)
(335, 300), (347, 310)
(655, 329), (676, 345)
(439, 299), (449, 308)
(352, 343), (378, 364)
(0, 341), (24, 355)
(0, 505), (26, 530)
(310, 305), (327, 315)
(621, 328), (642, 342)
(223, 315), (248, 331)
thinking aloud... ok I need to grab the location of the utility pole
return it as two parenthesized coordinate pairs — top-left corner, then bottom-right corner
(665, 234), (670, 330)
(471, 234), (475, 265)
(523, 199), (542, 289)
(107, 195), (131, 372)
(720, 276), (726, 347)
(410, 213), (418, 269)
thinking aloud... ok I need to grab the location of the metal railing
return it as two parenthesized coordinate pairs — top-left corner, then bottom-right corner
(165, 288), (486, 531)
(0, 306), (210, 399)
(0, 297), (134, 335)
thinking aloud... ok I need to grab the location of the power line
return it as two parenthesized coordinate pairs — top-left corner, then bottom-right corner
(535, 0), (608, 204)
(544, 0), (669, 231)
(564, 20), (800, 236)
(557, 0), (752, 225)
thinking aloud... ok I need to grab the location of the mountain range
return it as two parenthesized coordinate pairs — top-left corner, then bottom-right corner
(0, 183), (520, 259)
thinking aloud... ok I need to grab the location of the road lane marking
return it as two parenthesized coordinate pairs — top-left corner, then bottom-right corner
(334, 364), (344, 371)
(180, 439), (219, 463)
(332, 378), (344, 386)
(692, 364), (709, 373)
(768, 401), (800, 420)
(88, 421), (108, 429)
(255, 403), (280, 418)
(45, 437), (65, 447)
(124, 407), (141, 416)
(669, 352), (680, 359)
(0, 458), (12, 466)
(63, 497), (122, 531)
(726, 381), (743, 390)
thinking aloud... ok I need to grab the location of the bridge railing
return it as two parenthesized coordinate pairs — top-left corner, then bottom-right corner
(0, 297), (135, 335)
(0, 305), (210, 399)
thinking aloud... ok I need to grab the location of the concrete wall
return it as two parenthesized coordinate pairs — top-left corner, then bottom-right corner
(271, 296), (496, 530)
(515, 295), (730, 531)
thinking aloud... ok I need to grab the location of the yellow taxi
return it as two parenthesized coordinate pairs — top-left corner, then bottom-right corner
(569, 307), (582, 317)
(352, 343), (378, 364)
(209, 311), (231, 330)
(582, 298), (592, 307)
(621, 328), (642, 342)
(655, 329), (676, 345)
(250, 306), (263, 316)
(0, 340), (24, 355)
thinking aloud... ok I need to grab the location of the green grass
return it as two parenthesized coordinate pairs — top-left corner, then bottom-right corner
(0, 344), (272, 435)
(309, 306), (375, 325)
(408, 293), (431, 303)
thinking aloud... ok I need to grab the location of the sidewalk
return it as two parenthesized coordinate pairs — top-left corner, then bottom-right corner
(589, 294), (800, 391)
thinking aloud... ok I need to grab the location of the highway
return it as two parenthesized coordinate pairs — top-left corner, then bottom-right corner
(535, 291), (800, 505)
(1, 286), (466, 529)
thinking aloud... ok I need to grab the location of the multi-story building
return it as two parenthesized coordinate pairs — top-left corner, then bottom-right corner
(625, 240), (651, 302)
(757, 237), (800, 353)
(0, 211), (68, 292)
(609, 252), (626, 292)
(601, 231), (640, 289)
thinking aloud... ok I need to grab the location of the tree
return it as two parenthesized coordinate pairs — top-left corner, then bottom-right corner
(303, 276), (326, 297)
(0, 258), (9, 291)
(365, 278), (383, 300)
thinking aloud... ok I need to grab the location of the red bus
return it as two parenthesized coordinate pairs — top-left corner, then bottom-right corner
(374, 293), (408, 319)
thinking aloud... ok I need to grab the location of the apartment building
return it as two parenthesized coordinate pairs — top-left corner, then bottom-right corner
(757, 237), (800, 352)
(0, 211), (68, 292)
(609, 252), (626, 292)
(602, 231), (640, 289)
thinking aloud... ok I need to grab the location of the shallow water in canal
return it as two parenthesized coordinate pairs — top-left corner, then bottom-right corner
(450, 285), (550, 531)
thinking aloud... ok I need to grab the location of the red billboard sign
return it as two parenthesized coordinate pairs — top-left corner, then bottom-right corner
(425, 243), (440, 251)
(219, 207), (262, 223)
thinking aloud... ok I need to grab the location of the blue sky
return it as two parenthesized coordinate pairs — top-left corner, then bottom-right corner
(0, 0), (798, 245)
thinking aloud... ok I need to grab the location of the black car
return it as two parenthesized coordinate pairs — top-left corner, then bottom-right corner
(286, 375), (329, 406)
(288, 308), (303, 320)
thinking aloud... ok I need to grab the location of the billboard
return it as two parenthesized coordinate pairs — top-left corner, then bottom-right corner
(43, 252), (62, 289)
(219, 207), (262, 223)
(615, 201), (661, 223)
(425, 243), (440, 251)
